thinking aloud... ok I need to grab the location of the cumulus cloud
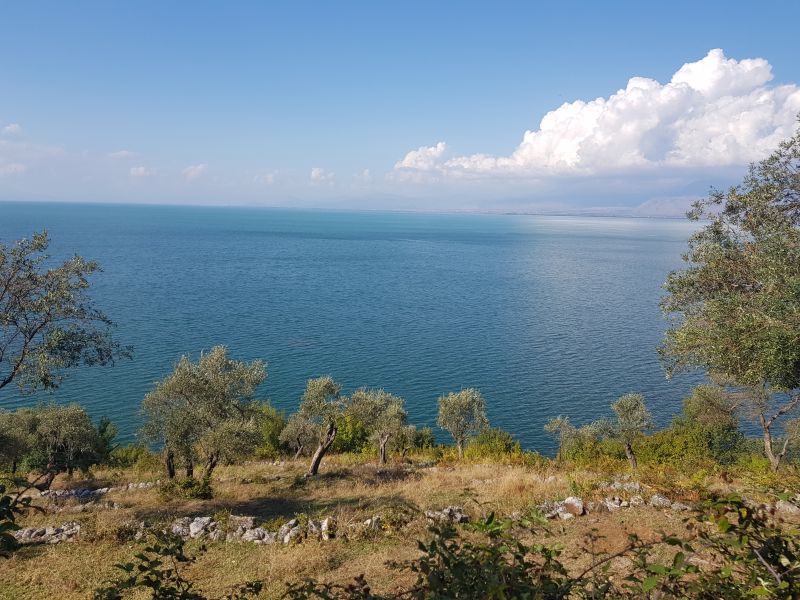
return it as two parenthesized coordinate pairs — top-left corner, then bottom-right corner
(393, 49), (800, 180)
(310, 167), (335, 184)
(2, 123), (22, 136)
(129, 166), (154, 177)
(182, 163), (207, 181)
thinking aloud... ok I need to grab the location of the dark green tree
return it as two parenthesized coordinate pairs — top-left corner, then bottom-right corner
(661, 119), (800, 470)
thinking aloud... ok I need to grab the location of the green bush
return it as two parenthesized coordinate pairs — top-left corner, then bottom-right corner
(637, 423), (746, 468)
(159, 476), (213, 500)
(255, 403), (287, 459)
(331, 414), (370, 453)
(464, 427), (521, 460)
(109, 444), (159, 470)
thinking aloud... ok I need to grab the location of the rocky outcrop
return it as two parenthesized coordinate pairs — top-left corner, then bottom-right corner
(424, 506), (470, 524)
(14, 522), (81, 545)
(168, 515), (334, 545)
(40, 481), (158, 501)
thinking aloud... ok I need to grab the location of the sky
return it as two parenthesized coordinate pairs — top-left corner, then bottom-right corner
(1, 1), (799, 215)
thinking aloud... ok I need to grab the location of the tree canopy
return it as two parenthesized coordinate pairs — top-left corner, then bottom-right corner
(0, 231), (131, 394)
(349, 388), (407, 464)
(141, 346), (265, 479)
(437, 388), (489, 458)
(661, 118), (800, 469)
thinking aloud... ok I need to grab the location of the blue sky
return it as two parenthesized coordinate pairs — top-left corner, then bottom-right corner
(1, 1), (799, 213)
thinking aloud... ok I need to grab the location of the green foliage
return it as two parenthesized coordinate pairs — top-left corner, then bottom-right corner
(93, 531), (262, 599)
(331, 412), (371, 454)
(254, 402), (286, 459)
(0, 404), (116, 477)
(437, 388), (489, 457)
(346, 388), (408, 462)
(661, 120), (800, 469)
(464, 427), (521, 460)
(0, 230), (131, 394)
(110, 444), (162, 473)
(279, 413), (319, 457)
(159, 476), (213, 501)
(141, 346), (265, 479)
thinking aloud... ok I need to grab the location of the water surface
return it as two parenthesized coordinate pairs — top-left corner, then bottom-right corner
(0, 202), (701, 452)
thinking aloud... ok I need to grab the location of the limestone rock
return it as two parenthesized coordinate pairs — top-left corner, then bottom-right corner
(649, 494), (671, 508)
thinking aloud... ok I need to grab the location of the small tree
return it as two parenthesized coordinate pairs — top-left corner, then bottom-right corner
(24, 404), (108, 485)
(437, 388), (489, 458)
(661, 119), (800, 470)
(279, 413), (318, 459)
(543, 416), (577, 463)
(592, 394), (653, 469)
(141, 346), (265, 480)
(0, 409), (37, 474)
(349, 388), (407, 464)
(0, 231), (131, 395)
(296, 376), (344, 476)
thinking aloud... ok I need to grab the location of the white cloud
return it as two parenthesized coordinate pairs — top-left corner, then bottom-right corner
(182, 163), (208, 181)
(310, 167), (335, 184)
(129, 166), (154, 177)
(0, 163), (26, 176)
(2, 123), (22, 136)
(109, 150), (137, 159)
(394, 49), (800, 179)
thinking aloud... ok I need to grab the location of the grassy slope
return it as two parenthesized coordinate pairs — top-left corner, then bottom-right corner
(0, 455), (795, 599)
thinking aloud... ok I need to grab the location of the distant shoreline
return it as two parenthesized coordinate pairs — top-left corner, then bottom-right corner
(0, 198), (691, 220)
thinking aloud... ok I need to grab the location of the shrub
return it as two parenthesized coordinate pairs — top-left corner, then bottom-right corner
(109, 444), (160, 470)
(331, 413), (370, 454)
(159, 476), (213, 500)
(255, 403), (286, 459)
(464, 427), (521, 460)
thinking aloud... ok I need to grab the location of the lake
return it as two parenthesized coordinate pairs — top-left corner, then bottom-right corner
(0, 202), (702, 453)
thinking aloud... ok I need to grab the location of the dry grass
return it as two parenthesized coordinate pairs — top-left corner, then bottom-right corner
(0, 457), (760, 599)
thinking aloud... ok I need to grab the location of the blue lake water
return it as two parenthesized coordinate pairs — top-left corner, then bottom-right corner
(0, 202), (702, 453)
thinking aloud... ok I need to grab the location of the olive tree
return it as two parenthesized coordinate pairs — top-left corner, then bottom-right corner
(141, 346), (264, 480)
(661, 119), (800, 470)
(349, 388), (407, 464)
(279, 413), (319, 459)
(543, 416), (577, 463)
(0, 408), (37, 473)
(437, 388), (489, 458)
(294, 376), (345, 476)
(592, 393), (653, 470)
(0, 231), (130, 395)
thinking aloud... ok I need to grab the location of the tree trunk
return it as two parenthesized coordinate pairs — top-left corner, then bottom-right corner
(378, 435), (390, 465)
(624, 442), (638, 470)
(163, 449), (176, 479)
(457, 440), (464, 459)
(203, 453), (218, 479)
(185, 459), (194, 479)
(293, 444), (304, 460)
(308, 422), (337, 476)
(760, 414), (782, 471)
(11, 459), (17, 475)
